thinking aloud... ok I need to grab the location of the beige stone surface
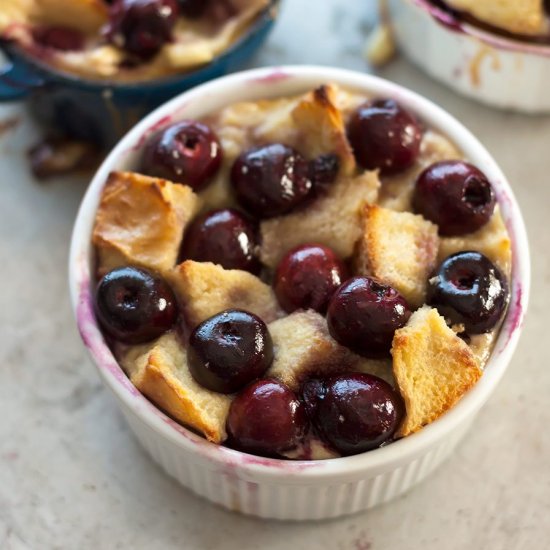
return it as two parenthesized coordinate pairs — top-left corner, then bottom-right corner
(0, 1), (548, 548)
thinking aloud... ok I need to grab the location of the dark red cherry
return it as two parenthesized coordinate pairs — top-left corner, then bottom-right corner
(180, 209), (260, 274)
(227, 379), (308, 456)
(302, 373), (403, 456)
(95, 266), (177, 344)
(188, 310), (273, 394)
(230, 144), (313, 218)
(347, 99), (422, 175)
(141, 121), (222, 191)
(309, 153), (340, 193)
(178, 0), (209, 17)
(327, 277), (411, 357)
(106, 0), (179, 59)
(33, 26), (85, 51)
(274, 244), (348, 313)
(427, 251), (509, 333)
(413, 160), (496, 236)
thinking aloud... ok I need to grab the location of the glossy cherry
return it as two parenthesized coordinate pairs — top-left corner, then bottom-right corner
(95, 266), (177, 344)
(141, 121), (222, 191)
(106, 0), (179, 59)
(309, 153), (340, 193)
(188, 310), (273, 394)
(33, 26), (85, 51)
(327, 277), (411, 357)
(347, 99), (422, 175)
(427, 251), (509, 333)
(227, 379), (308, 456)
(302, 373), (403, 456)
(180, 209), (260, 274)
(413, 160), (496, 236)
(274, 244), (348, 313)
(230, 143), (313, 218)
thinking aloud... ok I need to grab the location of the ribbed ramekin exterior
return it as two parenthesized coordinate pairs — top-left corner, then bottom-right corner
(388, 0), (550, 113)
(121, 405), (474, 520)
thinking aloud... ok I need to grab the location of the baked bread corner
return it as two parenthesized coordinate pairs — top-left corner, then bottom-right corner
(260, 170), (381, 268)
(392, 306), (482, 437)
(122, 332), (232, 443)
(93, 171), (202, 277)
(267, 310), (394, 390)
(167, 260), (282, 329)
(355, 203), (439, 307)
(291, 84), (357, 176)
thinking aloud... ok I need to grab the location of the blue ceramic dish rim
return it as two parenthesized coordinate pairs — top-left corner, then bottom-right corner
(0, 0), (279, 96)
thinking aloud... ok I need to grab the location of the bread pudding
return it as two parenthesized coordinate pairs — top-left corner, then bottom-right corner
(0, 0), (270, 82)
(90, 83), (512, 459)
(440, 0), (550, 39)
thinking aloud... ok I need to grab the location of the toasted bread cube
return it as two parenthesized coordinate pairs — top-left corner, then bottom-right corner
(355, 204), (439, 307)
(167, 261), (282, 328)
(121, 333), (231, 443)
(260, 171), (380, 268)
(93, 171), (201, 276)
(291, 85), (356, 176)
(438, 208), (512, 276)
(392, 307), (482, 437)
(267, 310), (393, 390)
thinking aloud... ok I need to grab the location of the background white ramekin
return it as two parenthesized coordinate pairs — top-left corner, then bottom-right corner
(387, 0), (550, 113)
(69, 66), (530, 521)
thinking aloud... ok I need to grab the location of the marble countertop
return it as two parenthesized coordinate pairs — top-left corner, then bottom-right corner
(1, 1), (548, 548)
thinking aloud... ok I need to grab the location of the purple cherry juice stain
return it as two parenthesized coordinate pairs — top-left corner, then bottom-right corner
(252, 68), (289, 85)
(490, 185), (528, 351)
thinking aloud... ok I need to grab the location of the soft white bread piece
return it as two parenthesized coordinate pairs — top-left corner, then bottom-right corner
(392, 307), (482, 437)
(167, 260), (282, 329)
(355, 204), (439, 307)
(444, 0), (546, 36)
(93, 171), (201, 276)
(379, 131), (462, 212)
(267, 310), (394, 390)
(438, 207), (512, 276)
(120, 333), (232, 443)
(290, 84), (357, 176)
(260, 170), (380, 268)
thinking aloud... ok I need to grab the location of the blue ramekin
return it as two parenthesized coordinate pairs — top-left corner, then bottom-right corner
(0, 1), (279, 147)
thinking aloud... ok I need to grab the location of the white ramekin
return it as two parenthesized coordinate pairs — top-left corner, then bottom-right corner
(69, 66), (530, 520)
(387, 0), (550, 113)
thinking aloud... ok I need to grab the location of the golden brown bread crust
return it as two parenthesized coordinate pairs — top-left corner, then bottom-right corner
(355, 204), (439, 308)
(167, 260), (283, 329)
(267, 310), (394, 391)
(392, 307), (482, 437)
(260, 170), (380, 268)
(444, 0), (546, 36)
(93, 171), (201, 277)
(124, 333), (232, 443)
(291, 85), (357, 176)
